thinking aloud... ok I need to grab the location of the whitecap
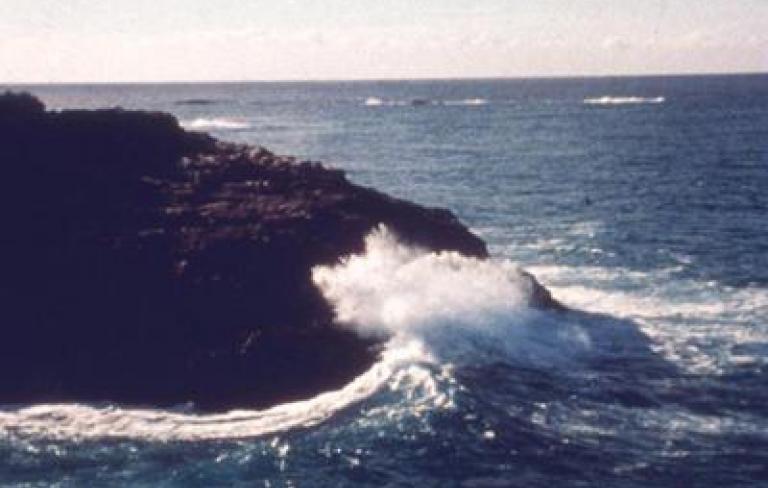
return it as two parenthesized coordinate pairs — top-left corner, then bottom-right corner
(583, 96), (665, 106)
(311, 225), (619, 368)
(180, 117), (251, 130)
(362, 97), (409, 107)
(443, 98), (489, 106)
(363, 97), (384, 107)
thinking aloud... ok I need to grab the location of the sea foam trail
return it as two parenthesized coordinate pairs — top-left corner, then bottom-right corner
(525, 262), (768, 375)
(584, 96), (665, 105)
(0, 343), (413, 442)
(0, 227), (596, 442)
(180, 117), (251, 130)
(442, 98), (489, 106)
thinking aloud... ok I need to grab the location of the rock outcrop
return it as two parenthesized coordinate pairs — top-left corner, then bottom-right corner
(0, 92), (555, 411)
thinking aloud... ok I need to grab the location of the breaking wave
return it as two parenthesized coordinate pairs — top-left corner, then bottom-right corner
(363, 97), (389, 107)
(7, 225), (753, 448)
(0, 227), (607, 442)
(180, 117), (251, 130)
(312, 226), (600, 365)
(443, 98), (488, 106)
(584, 96), (666, 105)
(3, 224), (761, 469)
(11, 226), (746, 447)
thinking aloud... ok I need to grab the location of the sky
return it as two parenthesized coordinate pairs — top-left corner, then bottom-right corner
(1, 0), (766, 83)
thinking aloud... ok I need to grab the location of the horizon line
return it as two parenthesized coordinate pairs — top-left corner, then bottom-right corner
(3, 70), (766, 87)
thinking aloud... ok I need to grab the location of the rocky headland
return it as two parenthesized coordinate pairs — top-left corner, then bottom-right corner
(0, 92), (557, 411)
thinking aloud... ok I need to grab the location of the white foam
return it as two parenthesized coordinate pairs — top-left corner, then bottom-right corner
(362, 97), (408, 107)
(181, 117), (251, 130)
(313, 226), (598, 367)
(524, 262), (768, 374)
(363, 97), (384, 107)
(443, 98), (489, 106)
(313, 226), (530, 338)
(0, 340), (426, 442)
(583, 96), (665, 105)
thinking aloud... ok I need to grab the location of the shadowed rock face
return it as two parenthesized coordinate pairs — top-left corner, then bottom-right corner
(0, 92), (554, 411)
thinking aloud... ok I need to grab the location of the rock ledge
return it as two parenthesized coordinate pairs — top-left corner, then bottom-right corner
(0, 92), (553, 411)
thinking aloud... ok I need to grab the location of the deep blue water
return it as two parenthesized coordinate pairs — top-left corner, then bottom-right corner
(2, 75), (767, 487)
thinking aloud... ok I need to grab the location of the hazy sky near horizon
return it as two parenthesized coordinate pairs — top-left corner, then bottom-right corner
(1, 0), (766, 82)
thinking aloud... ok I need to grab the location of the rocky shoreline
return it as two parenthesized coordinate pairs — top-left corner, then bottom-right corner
(0, 92), (557, 411)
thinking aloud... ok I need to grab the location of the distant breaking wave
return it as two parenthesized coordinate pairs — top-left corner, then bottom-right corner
(181, 117), (251, 130)
(584, 96), (665, 106)
(443, 98), (488, 106)
(363, 97), (489, 107)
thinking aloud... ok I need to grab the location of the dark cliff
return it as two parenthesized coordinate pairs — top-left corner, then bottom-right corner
(0, 92), (554, 411)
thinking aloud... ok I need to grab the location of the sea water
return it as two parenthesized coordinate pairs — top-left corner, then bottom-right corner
(2, 75), (767, 486)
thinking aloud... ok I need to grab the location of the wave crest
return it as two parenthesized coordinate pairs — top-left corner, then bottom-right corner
(312, 226), (596, 367)
(313, 226), (531, 338)
(584, 96), (665, 106)
(180, 117), (251, 130)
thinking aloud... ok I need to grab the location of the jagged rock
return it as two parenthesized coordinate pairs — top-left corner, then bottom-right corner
(0, 92), (557, 411)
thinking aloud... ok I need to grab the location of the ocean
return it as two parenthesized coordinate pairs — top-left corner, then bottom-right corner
(1, 74), (767, 487)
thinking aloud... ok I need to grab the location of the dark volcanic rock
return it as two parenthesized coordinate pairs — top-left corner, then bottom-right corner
(0, 92), (556, 412)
